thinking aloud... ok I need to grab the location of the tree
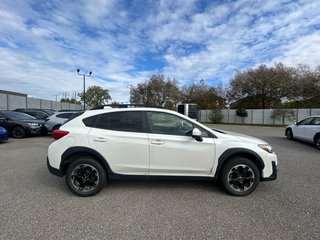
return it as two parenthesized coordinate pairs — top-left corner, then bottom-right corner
(227, 64), (295, 109)
(130, 74), (181, 107)
(60, 98), (79, 104)
(181, 80), (225, 109)
(227, 63), (320, 109)
(78, 86), (112, 107)
(291, 65), (320, 104)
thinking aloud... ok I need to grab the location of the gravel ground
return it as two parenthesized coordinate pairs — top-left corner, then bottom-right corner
(0, 125), (319, 240)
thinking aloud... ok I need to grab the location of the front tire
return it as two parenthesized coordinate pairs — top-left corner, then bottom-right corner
(220, 157), (260, 196)
(65, 157), (107, 197)
(11, 126), (26, 138)
(286, 129), (293, 140)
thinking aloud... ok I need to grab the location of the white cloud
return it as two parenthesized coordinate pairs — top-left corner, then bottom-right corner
(271, 32), (320, 68)
(0, 0), (319, 103)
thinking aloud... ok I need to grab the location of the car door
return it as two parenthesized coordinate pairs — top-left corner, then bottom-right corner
(294, 117), (314, 140)
(87, 111), (150, 175)
(146, 111), (215, 176)
(309, 117), (320, 140)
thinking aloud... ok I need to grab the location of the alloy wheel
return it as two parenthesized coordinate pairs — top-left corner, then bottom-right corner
(70, 164), (100, 192)
(227, 164), (255, 192)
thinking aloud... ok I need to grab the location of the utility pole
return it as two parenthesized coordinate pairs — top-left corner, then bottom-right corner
(77, 69), (92, 110)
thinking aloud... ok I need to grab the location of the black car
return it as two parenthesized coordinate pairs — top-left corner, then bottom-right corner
(0, 111), (46, 138)
(15, 109), (50, 120)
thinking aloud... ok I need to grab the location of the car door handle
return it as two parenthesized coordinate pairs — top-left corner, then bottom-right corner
(151, 140), (165, 145)
(93, 137), (107, 142)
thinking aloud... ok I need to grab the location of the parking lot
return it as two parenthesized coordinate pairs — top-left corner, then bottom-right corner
(0, 125), (319, 240)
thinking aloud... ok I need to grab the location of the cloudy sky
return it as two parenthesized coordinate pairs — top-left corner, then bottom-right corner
(0, 0), (319, 102)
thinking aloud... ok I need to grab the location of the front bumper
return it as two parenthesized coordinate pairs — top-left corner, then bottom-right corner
(29, 126), (42, 135)
(261, 161), (277, 181)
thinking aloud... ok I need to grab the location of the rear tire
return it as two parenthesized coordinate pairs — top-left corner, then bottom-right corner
(220, 157), (260, 196)
(66, 157), (107, 197)
(315, 135), (320, 150)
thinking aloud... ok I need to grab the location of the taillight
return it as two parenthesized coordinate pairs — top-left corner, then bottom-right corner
(52, 130), (69, 140)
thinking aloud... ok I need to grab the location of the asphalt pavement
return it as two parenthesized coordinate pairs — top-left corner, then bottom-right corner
(0, 125), (319, 240)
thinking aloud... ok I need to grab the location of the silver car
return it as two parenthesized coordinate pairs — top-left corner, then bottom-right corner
(285, 115), (320, 150)
(45, 111), (83, 132)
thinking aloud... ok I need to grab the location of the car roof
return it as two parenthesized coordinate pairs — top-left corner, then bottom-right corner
(80, 107), (190, 119)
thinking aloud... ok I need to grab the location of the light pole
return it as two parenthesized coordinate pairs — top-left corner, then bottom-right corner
(77, 69), (92, 110)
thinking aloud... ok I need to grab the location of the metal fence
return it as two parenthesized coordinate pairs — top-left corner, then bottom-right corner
(199, 108), (320, 125)
(0, 90), (84, 111)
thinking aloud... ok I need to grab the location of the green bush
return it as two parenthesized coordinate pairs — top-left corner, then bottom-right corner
(236, 108), (248, 117)
(209, 109), (223, 123)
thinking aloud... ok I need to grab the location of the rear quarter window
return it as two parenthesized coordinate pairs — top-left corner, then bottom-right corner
(82, 111), (143, 132)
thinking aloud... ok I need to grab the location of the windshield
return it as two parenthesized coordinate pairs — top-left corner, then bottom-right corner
(4, 111), (36, 121)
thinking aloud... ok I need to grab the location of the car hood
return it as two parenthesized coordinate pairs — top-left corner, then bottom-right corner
(212, 129), (267, 144)
(20, 119), (45, 124)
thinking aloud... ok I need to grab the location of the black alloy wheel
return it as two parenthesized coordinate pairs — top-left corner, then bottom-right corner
(11, 126), (26, 138)
(66, 157), (107, 197)
(220, 157), (260, 196)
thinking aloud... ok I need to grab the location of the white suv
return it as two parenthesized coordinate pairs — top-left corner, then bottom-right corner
(47, 107), (277, 197)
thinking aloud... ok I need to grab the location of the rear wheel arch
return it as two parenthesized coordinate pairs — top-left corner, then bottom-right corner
(60, 147), (111, 178)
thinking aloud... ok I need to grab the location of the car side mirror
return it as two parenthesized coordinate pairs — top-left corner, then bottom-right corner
(192, 128), (203, 142)
(0, 117), (8, 122)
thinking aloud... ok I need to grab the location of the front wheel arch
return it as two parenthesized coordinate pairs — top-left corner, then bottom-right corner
(216, 148), (264, 179)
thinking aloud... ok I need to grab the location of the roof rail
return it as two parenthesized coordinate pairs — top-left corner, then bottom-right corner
(90, 104), (163, 110)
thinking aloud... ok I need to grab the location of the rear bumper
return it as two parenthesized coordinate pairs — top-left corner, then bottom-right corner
(261, 161), (277, 181)
(47, 157), (63, 177)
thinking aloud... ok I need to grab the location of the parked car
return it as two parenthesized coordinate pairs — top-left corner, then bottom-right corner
(15, 109), (50, 120)
(285, 115), (320, 150)
(0, 126), (8, 142)
(45, 111), (83, 132)
(0, 111), (46, 138)
(47, 107), (278, 197)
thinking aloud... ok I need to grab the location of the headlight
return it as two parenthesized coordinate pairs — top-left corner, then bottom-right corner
(258, 144), (274, 153)
(27, 123), (39, 126)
